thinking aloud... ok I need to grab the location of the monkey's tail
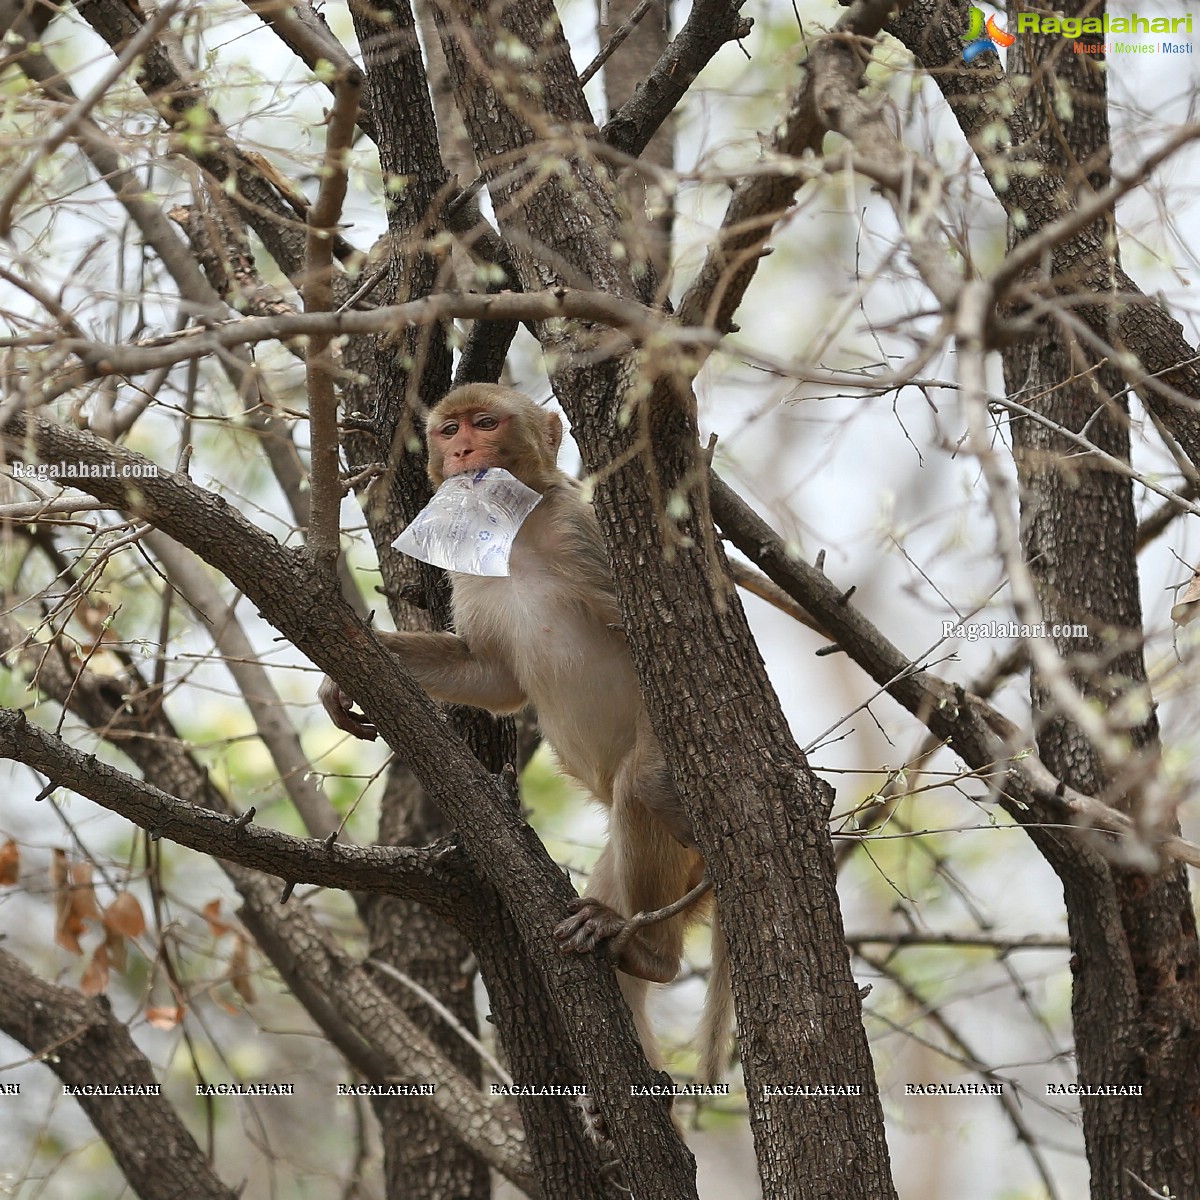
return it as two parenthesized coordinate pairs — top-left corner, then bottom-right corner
(696, 909), (734, 1086)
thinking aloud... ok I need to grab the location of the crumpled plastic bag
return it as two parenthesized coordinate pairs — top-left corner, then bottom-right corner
(392, 467), (542, 577)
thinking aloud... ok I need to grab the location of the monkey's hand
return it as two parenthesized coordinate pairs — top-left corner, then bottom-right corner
(554, 898), (677, 984)
(318, 675), (379, 741)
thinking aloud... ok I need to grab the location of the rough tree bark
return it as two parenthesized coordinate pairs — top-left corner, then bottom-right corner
(1000, 6), (1200, 1198)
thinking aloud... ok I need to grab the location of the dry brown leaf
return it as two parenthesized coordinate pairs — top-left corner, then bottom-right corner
(50, 847), (67, 889)
(146, 1005), (186, 1030)
(0, 838), (19, 885)
(227, 936), (255, 1005)
(1173, 570), (1200, 625)
(203, 898), (233, 938)
(53, 850), (98, 955)
(104, 926), (127, 973)
(81, 944), (110, 996)
(50, 849), (71, 950)
(69, 862), (101, 919)
(103, 891), (147, 940)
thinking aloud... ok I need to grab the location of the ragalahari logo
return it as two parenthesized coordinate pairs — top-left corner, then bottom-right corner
(962, 6), (1016, 59)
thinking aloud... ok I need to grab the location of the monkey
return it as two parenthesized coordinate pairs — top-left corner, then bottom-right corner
(320, 382), (731, 1084)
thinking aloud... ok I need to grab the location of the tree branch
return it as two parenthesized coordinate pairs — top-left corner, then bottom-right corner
(74, 0), (359, 279)
(0, 948), (239, 1200)
(141, 530), (342, 840)
(241, 0), (379, 141)
(0, 613), (535, 1188)
(29, 288), (696, 391)
(709, 471), (1200, 871)
(602, 0), (752, 157)
(0, 706), (464, 897)
(0, 406), (676, 1182)
(0, 0), (183, 238)
(858, 947), (1062, 1200)
(675, 0), (900, 344)
(234, 871), (533, 1189)
(304, 63), (363, 565)
(887, 0), (1200, 478)
(846, 930), (1069, 950)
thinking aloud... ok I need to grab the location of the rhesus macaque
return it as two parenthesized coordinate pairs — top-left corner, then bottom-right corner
(321, 383), (730, 1082)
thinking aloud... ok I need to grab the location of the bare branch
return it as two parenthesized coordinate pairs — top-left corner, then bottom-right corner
(236, 874), (533, 1188)
(241, 0), (377, 139)
(602, 0), (753, 157)
(304, 64), (363, 565)
(674, 0), (901, 345)
(988, 123), (1200, 300)
(0, 706), (459, 898)
(30, 288), (702, 389)
(0, 948), (240, 1200)
(142, 530), (342, 840)
(581, 0), (659, 88)
(365, 957), (514, 1085)
(888, 0), (1200, 479)
(846, 930), (1069, 951)
(858, 948), (1063, 1200)
(709, 471), (1200, 871)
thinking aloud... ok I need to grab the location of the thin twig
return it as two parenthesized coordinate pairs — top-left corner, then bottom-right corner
(846, 931), (1068, 950)
(989, 122), (1200, 298)
(581, 0), (658, 87)
(955, 281), (1164, 850)
(708, 472), (1200, 871)
(34, 288), (713, 389)
(990, 392), (1200, 519)
(859, 948), (1064, 1200)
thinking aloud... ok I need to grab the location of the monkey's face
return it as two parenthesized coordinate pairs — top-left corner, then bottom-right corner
(428, 409), (512, 481)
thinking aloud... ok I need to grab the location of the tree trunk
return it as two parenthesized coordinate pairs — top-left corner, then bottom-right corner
(432, 4), (899, 1195)
(1003, 7), (1200, 1196)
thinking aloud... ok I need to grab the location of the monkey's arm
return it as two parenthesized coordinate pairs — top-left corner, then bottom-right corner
(319, 630), (526, 739)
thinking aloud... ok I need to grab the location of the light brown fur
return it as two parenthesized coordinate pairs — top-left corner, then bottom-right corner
(321, 383), (729, 1080)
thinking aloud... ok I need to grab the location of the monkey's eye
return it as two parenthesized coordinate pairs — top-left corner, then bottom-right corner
(472, 413), (500, 430)
(436, 421), (460, 438)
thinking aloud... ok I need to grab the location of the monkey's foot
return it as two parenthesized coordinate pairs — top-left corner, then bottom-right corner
(554, 897), (626, 957)
(554, 897), (676, 983)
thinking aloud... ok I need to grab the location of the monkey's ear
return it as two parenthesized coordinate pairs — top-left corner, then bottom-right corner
(545, 412), (564, 461)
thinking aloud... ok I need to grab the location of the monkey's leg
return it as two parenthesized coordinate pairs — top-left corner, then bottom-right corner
(557, 803), (702, 1140)
(622, 720), (698, 849)
(554, 795), (701, 985)
(607, 877), (712, 961)
(554, 832), (678, 1078)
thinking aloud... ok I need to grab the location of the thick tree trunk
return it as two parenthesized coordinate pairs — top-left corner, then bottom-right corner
(597, 0), (675, 287)
(345, 6), (491, 1197)
(1003, 7), (1200, 1197)
(433, 3), (899, 1196)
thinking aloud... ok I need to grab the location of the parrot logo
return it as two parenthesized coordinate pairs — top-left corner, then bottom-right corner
(962, 6), (1015, 59)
